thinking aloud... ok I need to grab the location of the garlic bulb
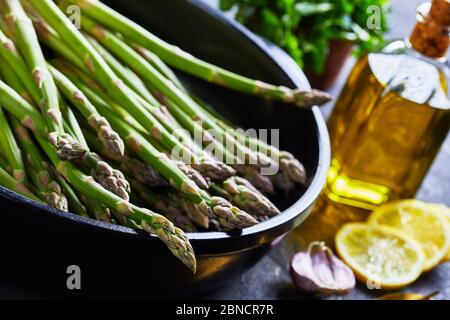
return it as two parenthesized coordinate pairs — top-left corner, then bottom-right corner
(290, 241), (355, 295)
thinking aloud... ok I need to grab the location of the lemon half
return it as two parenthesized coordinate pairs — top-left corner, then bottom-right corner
(368, 200), (450, 271)
(336, 223), (425, 290)
(427, 203), (450, 262)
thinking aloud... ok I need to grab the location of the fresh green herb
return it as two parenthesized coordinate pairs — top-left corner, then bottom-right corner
(220, 0), (390, 74)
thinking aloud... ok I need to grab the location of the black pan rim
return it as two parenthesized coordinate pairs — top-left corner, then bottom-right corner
(0, 0), (330, 243)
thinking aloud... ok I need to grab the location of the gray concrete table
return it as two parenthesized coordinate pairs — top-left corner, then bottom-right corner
(200, 0), (450, 300)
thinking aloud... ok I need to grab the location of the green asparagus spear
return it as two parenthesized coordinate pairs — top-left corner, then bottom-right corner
(82, 129), (171, 188)
(97, 103), (258, 230)
(80, 194), (111, 223)
(211, 177), (280, 217)
(35, 133), (197, 272)
(49, 64), (125, 157)
(58, 95), (131, 201)
(87, 35), (159, 106)
(4, 0), (87, 161)
(0, 107), (27, 183)
(52, 57), (235, 181)
(0, 161), (40, 201)
(76, 15), (263, 167)
(0, 154), (11, 173)
(12, 118), (68, 210)
(132, 44), (187, 93)
(54, 172), (89, 217)
(130, 180), (198, 233)
(0, 79), (122, 202)
(0, 29), (41, 104)
(1, 54), (70, 208)
(62, 0), (331, 108)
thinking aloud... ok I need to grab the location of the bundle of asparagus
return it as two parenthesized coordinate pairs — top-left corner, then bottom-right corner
(0, 0), (330, 271)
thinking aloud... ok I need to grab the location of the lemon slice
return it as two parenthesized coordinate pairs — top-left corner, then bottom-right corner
(336, 223), (425, 290)
(368, 200), (450, 271)
(427, 203), (450, 262)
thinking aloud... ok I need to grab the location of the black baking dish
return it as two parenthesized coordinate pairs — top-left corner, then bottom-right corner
(0, 0), (330, 297)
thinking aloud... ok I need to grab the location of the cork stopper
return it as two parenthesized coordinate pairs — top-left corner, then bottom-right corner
(409, 0), (450, 58)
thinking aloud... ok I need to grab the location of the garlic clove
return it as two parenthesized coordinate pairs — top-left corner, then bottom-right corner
(290, 242), (355, 295)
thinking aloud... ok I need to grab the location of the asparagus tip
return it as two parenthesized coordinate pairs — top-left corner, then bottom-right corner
(92, 160), (131, 201)
(177, 162), (210, 190)
(279, 151), (307, 185)
(236, 165), (275, 195)
(293, 89), (332, 108)
(51, 133), (88, 161)
(224, 177), (280, 217)
(210, 197), (259, 230)
(90, 116), (126, 157)
(44, 191), (69, 211)
(192, 160), (236, 181)
(141, 215), (197, 272)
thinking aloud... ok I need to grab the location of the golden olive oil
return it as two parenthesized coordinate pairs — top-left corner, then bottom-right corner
(293, 1), (450, 248)
(326, 52), (450, 210)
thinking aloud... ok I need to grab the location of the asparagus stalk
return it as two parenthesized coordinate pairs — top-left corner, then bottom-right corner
(0, 107), (27, 183)
(12, 118), (68, 211)
(49, 64), (125, 157)
(54, 172), (89, 217)
(56, 57), (273, 198)
(0, 77), (91, 176)
(53, 57), (235, 181)
(60, 99), (89, 148)
(80, 194), (111, 223)
(26, 8), (85, 71)
(45, 36), (196, 161)
(165, 97), (275, 193)
(43, 25), (282, 191)
(35, 133), (196, 272)
(4, 0), (86, 161)
(132, 44), (187, 93)
(0, 57), (70, 210)
(211, 177), (280, 217)
(63, 0), (331, 108)
(33, 3), (216, 178)
(0, 68), (115, 200)
(86, 35), (159, 106)
(97, 103), (258, 229)
(0, 154), (11, 173)
(148, 137), (210, 190)
(120, 157), (170, 188)
(71, 11), (304, 191)
(0, 29), (41, 104)
(192, 96), (307, 191)
(81, 128), (170, 189)
(0, 163), (40, 201)
(84, 151), (131, 201)
(49, 72), (245, 228)
(58, 94), (131, 201)
(132, 176), (209, 229)
(27, 0), (181, 156)
(76, 15), (264, 168)
(53, 60), (148, 136)
(194, 96), (308, 185)
(131, 180), (198, 233)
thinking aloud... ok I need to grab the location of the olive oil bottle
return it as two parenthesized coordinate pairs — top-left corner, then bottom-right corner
(294, 0), (450, 247)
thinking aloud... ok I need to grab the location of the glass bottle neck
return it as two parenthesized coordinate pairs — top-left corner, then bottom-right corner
(408, 1), (450, 59)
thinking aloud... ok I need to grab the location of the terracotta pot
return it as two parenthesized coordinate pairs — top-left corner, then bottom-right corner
(306, 39), (354, 90)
